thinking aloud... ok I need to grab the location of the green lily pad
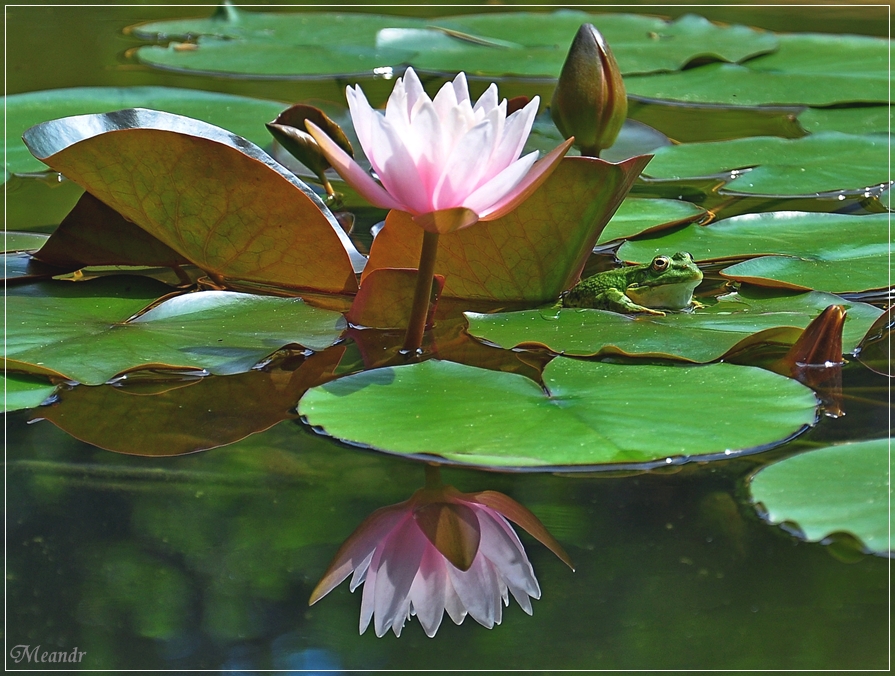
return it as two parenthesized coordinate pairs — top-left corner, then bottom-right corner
(4, 373), (57, 412)
(625, 33), (890, 106)
(5, 231), (50, 252)
(7, 277), (346, 385)
(642, 133), (888, 196)
(132, 9), (776, 80)
(299, 358), (817, 469)
(23, 108), (363, 294)
(466, 290), (881, 363)
(597, 198), (707, 244)
(798, 107), (890, 135)
(620, 212), (888, 294)
(749, 438), (891, 555)
(5, 86), (287, 181)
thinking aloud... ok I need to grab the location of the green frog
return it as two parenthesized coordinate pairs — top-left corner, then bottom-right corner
(561, 252), (703, 316)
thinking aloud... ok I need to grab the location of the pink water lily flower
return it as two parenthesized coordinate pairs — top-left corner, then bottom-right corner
(309, 483), (573, 638)
(306, 67), (573, 234)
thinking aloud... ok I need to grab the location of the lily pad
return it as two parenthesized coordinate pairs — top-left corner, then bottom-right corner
(5, 231), (50, 252)
(465, 290), (881, 363)
(625, 33), (890, 106)
(641, 133), (889, 196)
(132, 9), (776, 80)
(363, 156), (650, 303)
(749, 438), (891, 555)
(36, 347), (345, 456)
(798, 106), (890, 135)
(619, 212), (888, 294)
(597, 198), (707, 244)
(4, 373), (57, 412)
(5, 86), (287, 181)
(6, 278), (347, 385)
(298, 358), (817, 469)
(23, 108), (362, 294)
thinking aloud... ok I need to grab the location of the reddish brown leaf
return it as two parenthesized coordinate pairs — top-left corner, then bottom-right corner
(23, 109), (362, 294)
(33, 191), (190, 269)
(346, 268), (444, 330)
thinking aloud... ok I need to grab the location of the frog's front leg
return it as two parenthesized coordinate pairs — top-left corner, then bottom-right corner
(603, 288), (666, 316)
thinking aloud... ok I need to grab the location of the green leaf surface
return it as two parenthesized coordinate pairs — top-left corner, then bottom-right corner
(798, 106), (890, 135)
(598, 198), (707, 244)
(299, 359), (817, 469)
(7, 278), (346, 385)
(625, 33), (890, 106)
(5, 231), (50, 252)
(364, 156), (649, 303)
(5, 86), (287, 181)
(466, 290), (881, 362)
(132, 10), (776, 79)
(642, 133), (888, 196)
(23, 108), (362, 294)
(4, 373), (57, 412)
(749, 438), (891, 555)
(620, 212), (888, 294)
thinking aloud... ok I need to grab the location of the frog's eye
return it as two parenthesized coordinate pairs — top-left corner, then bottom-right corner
(651, 256), (671, 272)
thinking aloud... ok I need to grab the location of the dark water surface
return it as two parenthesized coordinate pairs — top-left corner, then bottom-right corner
(5, 3), (891, 671)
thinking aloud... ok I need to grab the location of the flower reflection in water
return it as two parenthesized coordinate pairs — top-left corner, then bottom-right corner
(310, 467), (573, 638)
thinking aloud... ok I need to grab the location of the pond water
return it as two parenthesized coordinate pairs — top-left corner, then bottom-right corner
(5, 3), (890, 671)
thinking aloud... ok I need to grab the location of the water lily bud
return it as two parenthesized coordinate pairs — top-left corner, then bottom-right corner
(551, 23), (627, 157)
(266, 104), (354, 196)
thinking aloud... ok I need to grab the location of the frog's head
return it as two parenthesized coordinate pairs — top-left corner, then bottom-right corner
(625, 251), (703, 310)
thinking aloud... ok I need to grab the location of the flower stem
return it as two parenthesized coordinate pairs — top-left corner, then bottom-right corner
(403, 229), (440, 352)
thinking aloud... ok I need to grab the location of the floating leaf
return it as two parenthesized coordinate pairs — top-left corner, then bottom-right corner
(364, 156), (650, 303)
(4, 373), (57, 412)
(132, 10), (776, 80)
(641, 133), (888, 196)
(36, 347), (344, 456)
(5, 86), (287, 181)
(597, 197), (706, 244)
(620, 212), (888, 294)
(299, 359), (817, 469)
(854, 307), (893, 376)
(627, 97), (806, 143)
(5, 232), (49, 252)
(466, 290), (881, 363)
(626, 33), (890, 107)
(33, 192), (190, 270)
(23, 108), (362, 294)
(749, 438), (891, 555)
(7, 278), (346, 385)
(798, 106), (889, 135)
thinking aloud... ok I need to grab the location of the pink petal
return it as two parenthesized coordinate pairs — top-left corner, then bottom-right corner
(451, 71), (471, 105)
(308, 503), (406, 605)
(448, 552), (500, 629)
(401, 67), (426, 117)
(462, 150), (538, 215)
(477, 137), (574, 221)
(366, 115), (432, 214)
(346, 85), (376, 159)
(473, 83), (499, 114)
(443, 574), (467, 625)
(305, 120), (405, 212)
(408, 545), (449, 637)
(406, 98), (444, 195)
(488, 96), (539, 177)
(372, 516), (428, 637)
(432, 77), (460, 120)
(474, 507), (540, 614)
(432, 119), (497, 209)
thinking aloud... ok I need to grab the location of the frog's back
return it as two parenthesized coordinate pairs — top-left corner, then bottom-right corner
(561, 272), (617, 308)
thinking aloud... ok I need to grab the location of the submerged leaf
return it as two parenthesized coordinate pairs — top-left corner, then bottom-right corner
(298, 358), (817, 469)
(23, 108), (362, 294)
(4, 373), (57, 412)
